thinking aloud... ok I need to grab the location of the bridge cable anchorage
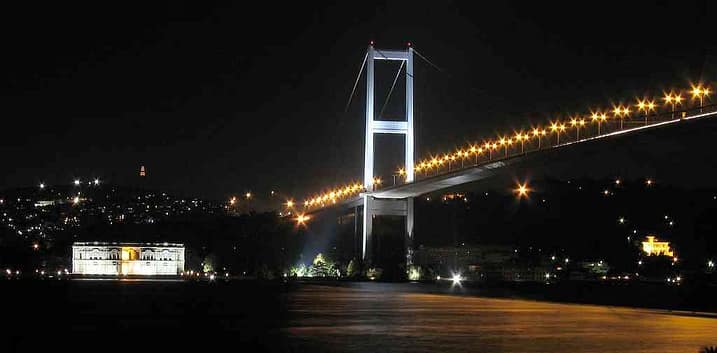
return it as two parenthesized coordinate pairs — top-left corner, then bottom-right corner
(344, 51), (369, 112)
(378, 60), (406, 119)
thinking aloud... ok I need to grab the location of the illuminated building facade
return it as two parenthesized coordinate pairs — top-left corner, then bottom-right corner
(72, 242), (184, 276)
(642, 236), (674, 257)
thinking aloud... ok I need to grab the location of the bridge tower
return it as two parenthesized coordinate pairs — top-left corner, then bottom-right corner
(361, 44), (415, 270)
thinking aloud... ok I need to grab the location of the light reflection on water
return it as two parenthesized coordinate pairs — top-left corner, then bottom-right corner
(286, 283), (717, 353)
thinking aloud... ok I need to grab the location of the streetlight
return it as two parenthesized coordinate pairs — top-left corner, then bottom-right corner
(663, 92), (683, 119)
(514, 132), (526, 154)
(285, 200), (294, 209)
(73, 179), (80, 186)
(570, 118), (586, 140)
(591, 112), (607, 135)
(469, 146), (480, 165)
(636, 99), (656, 125)
(499, 137), (512, 157)
(549, 122), (565, 145)
(394, 168), (406, 185)
(690, 84), (711, 112)
(532, 128), (546, 149)
(39, 183), (45, 190)
(295, 213), (310, 226)
(613, 105), (630, 130)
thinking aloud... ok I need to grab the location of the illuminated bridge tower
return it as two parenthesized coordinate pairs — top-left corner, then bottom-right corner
(362, 44), (415, 268)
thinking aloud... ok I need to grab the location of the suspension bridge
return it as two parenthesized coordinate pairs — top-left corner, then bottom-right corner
(292, 43), (717, 268)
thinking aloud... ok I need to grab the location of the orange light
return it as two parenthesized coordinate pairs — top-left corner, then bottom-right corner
(514, 182), (530, 198)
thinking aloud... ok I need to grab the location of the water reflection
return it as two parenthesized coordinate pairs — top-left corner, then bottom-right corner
(286, 283), (717, 353)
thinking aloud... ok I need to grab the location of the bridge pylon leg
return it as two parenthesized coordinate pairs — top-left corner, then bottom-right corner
(406, 197), (414, 269)
(361, 195), (374, 266)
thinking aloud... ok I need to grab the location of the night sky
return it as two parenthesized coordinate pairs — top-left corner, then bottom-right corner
(1, 1), (715, 200)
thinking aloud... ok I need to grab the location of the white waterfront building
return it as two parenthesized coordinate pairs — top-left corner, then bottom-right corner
(72, 242), (185, 276)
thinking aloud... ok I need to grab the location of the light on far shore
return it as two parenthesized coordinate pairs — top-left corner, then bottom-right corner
(514, 182), (530, 198)
(73, 179), (80, 186)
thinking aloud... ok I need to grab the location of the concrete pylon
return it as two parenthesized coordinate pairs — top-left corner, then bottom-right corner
(361, 45), (415, 268)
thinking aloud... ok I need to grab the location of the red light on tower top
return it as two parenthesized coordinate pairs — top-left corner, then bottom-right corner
(407, 41), (412, 47)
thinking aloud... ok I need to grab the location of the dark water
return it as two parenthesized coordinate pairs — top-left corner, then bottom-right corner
(2, 280), (716, 352)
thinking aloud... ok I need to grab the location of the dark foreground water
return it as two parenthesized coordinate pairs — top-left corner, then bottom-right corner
(2, 280), (716, 352)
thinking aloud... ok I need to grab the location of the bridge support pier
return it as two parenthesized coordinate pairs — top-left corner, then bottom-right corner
(361, 196), (414, 272)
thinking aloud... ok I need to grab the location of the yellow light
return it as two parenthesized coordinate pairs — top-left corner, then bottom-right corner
(550, 122), (558, 131)
(286, 200), (294, 208)
(245, 192), (252, 199)
(691, 85), (703, 98)
(295, 213), (310, 226)
(636, 99), (646, 110)
(514, 182), (530, 198)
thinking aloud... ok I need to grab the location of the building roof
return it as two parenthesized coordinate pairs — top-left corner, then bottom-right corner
(73, 241), (184, 248)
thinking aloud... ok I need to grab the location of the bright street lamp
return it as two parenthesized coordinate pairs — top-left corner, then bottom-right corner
(663, 92), (683, 119)
(691, 85), (711, 112)
(514, 132), (527, 154)
(549, 122), (565, 145)
(514, 182), (530, 199)
(591, 112), (607, 135)
(636, 99), (657, 125)
(532, 128), (546, 149)
(613, 105), (631, 129)
(570, 118), (586, 140)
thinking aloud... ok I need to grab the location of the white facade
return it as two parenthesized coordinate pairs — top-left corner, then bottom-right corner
(72, 242), (184, 276)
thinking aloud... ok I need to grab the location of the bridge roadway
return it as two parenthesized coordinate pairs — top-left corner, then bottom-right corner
(307, 107), (717, 215)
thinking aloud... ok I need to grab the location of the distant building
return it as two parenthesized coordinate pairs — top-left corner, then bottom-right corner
(140, 165), (146, 177)
(413, 244), (515, 278)
(577, 260), (610, 277)
(642, 236), (674, 257)
(72, 242), (184, 276)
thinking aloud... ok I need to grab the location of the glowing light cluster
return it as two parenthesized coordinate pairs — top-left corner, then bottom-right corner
(296, 84), (711, 212)
(303, 182), (365, 208)
(411, 85), (711, 177)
